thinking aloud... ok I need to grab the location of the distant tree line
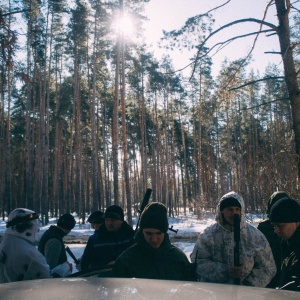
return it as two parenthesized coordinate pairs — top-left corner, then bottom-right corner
(0, 0), (299, 224)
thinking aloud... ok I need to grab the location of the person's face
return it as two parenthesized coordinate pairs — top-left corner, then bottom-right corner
(273, 222), (300, 240)
(105, 218), (123, 232)
(221, 206), (241, 225)
(142, 228), (165, 249)
(91, 223), (102, 230)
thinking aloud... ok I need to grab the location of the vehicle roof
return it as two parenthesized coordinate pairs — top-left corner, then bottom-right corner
(0, 277), (299, 300)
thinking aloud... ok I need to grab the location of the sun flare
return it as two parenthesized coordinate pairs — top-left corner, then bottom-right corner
(112, 13), (135, 37)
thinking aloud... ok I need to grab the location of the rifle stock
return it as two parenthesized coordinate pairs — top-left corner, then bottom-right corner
(233, 214), (240, 285)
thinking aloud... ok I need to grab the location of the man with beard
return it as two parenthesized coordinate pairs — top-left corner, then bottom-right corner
(191, 191), (276, 287)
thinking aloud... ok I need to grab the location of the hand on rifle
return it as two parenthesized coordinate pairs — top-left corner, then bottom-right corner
(228, 265), (243, 279)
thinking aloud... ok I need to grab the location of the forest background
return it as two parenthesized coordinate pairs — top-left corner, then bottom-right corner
(1, 0), (300, 225)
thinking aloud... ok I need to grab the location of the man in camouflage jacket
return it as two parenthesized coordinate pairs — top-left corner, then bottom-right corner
(191, 191), (276, 287)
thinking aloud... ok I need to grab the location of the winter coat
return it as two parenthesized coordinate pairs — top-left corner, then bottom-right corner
(0, 227), (50, 283)
(279, 226), (300, 291)
(191, 191), (276, 287)
(38, 225), (71, 277)
(257, 191), (289, 288)
(81, 221), (134, 272)
(112, 231), (192, 281)
(257, 219), (282, 288)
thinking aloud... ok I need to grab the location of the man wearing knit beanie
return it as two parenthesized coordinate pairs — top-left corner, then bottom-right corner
(80, 205), (134, 273)
(113, 202), (192, 280)
(270, 198), (300, 291)
(38, 213), (76, 277)
(257, 191), (290, 288)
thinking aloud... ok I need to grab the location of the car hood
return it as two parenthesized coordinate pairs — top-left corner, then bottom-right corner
(0, 277), (298, 299)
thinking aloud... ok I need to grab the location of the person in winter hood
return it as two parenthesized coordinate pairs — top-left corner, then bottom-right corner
(0, 208), (50, 283)
(112, 202), (193, 280)
(270, 197), (300, 291)
(191, 191), (276, 287)
(38, 213), (76, 277)
(257, 191), (289, 288)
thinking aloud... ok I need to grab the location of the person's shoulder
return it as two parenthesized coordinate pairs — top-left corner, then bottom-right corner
(244, 223), (269, 241)
(200, 222), (219, 236)
(116, 243), (137, 260)
(170, 244), (189, 258)
(121, 222), (134, 235)
(257, 219), (271, 230)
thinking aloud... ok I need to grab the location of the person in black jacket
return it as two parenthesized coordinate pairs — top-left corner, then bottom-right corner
(270, 197), (300, 291)
(80, 205), (134, 273)
(38, 213), (76, 277)
(112, 202), (192, 281)
(257, 191), (289, 288)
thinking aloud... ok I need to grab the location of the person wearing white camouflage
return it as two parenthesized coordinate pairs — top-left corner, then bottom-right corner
(0, 208), (50, 283)
(191, 191), (276, 287)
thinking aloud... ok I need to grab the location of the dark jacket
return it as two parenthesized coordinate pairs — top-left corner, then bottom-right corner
(81, 221), (134, 272)
(279, 226), (300, 291)
(257, 219), (282, 288)
(38, 225), (67, 269)
(112, 231), (192, 281)
(257, 191), (289, 288)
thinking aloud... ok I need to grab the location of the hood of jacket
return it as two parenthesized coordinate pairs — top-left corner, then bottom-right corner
(216, 191), (246, 229)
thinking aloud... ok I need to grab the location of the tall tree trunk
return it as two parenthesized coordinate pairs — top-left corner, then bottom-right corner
(120, 1), (132, 224)
(112, 40), (120, 206)
(275, 0), (300, 177)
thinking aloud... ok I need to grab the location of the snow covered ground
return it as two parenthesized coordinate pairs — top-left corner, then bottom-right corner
(0, 210), (264, 273)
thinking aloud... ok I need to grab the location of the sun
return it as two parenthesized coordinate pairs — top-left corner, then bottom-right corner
(112, 12), (135, 38)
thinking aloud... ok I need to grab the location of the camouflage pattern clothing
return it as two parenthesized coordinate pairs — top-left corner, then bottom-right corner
(191, 191), (276, 287)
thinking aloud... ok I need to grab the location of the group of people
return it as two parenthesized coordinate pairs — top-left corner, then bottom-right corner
(0, 191), (299, 292)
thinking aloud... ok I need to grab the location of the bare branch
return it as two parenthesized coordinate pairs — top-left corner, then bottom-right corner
(229, 76), (285, 91)
(2, 9), (30, 17)
(264, 51), (282, 54)
(191, 18), (277, 73)
(241, 97), (290, 110)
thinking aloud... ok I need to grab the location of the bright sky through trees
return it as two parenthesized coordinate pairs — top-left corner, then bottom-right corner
(142, 0), (283, 77)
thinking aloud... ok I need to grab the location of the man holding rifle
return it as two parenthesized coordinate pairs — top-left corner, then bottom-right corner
(38, 213), (76, 277)
(191, 191), (276, 287)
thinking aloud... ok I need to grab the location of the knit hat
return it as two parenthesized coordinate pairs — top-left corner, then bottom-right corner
(88, 210), (104, 224)
(105, 205), (124, 221)
(270, 198), (300, 223)
(220, 197), (241, 211)
(266, 191), (289, 217)
(139, 202), (169, 233)
(57, 213), (76, 230)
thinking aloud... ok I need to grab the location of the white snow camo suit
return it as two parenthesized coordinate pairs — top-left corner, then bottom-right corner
(191, 191), (276, 287)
